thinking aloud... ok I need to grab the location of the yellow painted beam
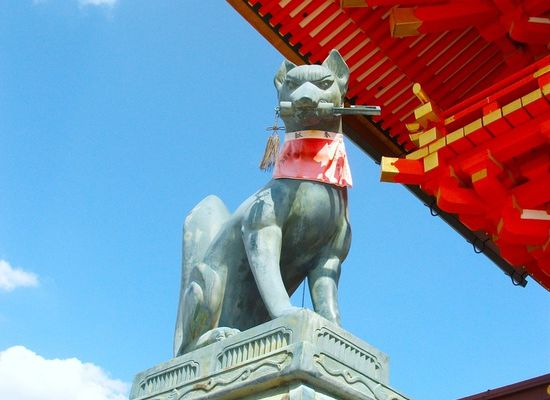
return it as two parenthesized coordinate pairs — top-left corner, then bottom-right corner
(390, 7), (421, 37)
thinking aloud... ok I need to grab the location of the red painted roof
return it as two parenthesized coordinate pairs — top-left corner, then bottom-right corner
(246, 0), (547, 151)
(380, 56), (550, 289)
(228, 0), (550, 289)
(459, 373), (550, 399)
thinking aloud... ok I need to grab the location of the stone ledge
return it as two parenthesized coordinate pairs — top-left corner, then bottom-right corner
(130, 309), (409, 400)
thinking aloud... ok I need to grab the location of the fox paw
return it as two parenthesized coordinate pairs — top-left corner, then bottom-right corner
(194, 327), (241, 350)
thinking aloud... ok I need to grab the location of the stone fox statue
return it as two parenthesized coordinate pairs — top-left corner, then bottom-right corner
(174, 50), (352, 356)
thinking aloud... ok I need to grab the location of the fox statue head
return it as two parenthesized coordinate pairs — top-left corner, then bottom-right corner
(274, 50), (350, 133)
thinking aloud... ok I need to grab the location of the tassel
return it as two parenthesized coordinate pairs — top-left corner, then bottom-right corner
(259, 132), (280, 171)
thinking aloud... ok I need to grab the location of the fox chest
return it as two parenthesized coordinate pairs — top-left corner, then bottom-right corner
(282, 181), (347, 250)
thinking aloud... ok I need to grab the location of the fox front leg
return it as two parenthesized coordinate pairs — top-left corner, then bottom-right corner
(308, 219), (350, 326)
(242, 197), (299, 319)
(308, 255), (342, 325)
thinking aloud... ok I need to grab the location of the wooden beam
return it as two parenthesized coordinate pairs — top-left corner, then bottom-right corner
(340, 0), (368, 7)
(343, 114), (403, 159)
(226, 0), (304, 65)
(390, 3), (497, 37)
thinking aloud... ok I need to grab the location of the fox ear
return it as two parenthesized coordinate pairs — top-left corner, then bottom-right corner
(322, 50), (349, 93)
(274, 60), (296, 91)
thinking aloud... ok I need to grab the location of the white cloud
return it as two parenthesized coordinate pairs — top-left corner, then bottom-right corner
(0, 260), (39, 292)
(79, 0), (118, 7)
(0, 346), (129, 400)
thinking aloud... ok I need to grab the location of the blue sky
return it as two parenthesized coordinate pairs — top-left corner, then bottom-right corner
(0, 1), (548, 399)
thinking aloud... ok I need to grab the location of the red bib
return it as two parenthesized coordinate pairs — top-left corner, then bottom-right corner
(273, 130), (352, 188)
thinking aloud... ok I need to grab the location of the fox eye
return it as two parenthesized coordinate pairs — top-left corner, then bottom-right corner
(316, 80), (334, 90)
(286, 80), (299, 90)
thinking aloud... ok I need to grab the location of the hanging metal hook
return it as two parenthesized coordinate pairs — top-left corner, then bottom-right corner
(510, 270), (527, 287)
(424, 199), (440, 216)
(265, 106), (286, 132)
(469, 237), (489, 254)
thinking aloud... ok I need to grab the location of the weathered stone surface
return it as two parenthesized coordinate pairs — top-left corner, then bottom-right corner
(174, 50), (353, 357)
(131, 310), (409, 400)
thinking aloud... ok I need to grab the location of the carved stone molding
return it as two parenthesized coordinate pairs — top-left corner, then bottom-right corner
(313, 354), (406, 400)
(316, 327), (384, 381)
(216, 327), (292, 371)
(134, 360), (199, 399)
(178, 351), (292, 399)
(130, 310), (409, 400)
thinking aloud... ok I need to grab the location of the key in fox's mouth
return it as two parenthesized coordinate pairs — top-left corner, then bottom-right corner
(294, 106), (317, 114)
(294, 104), (335, 124)
(294, 109), (322, 126)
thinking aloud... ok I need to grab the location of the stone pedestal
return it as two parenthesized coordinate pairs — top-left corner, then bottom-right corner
(130, 310), (409, 400)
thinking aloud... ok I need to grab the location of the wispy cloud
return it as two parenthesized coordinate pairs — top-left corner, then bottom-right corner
(79, 0), (118, 7)
(0, 346), (129, 400)
(0, 260), (39, 292)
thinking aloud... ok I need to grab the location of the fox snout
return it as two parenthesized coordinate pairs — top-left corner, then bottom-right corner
(289, 83), (322, 109)
(293, 96), (318, 110)
(280, 83), (336, 128)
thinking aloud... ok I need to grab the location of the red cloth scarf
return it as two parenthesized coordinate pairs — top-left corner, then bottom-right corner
(273, 130), (352, 188)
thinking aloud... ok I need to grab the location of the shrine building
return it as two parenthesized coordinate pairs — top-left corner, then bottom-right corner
(227, 0), (550, 292)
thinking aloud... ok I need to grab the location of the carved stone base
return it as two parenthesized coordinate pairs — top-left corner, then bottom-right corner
(129, 310), (409, 400)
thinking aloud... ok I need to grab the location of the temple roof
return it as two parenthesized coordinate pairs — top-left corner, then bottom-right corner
(227, 0), (550, 289)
